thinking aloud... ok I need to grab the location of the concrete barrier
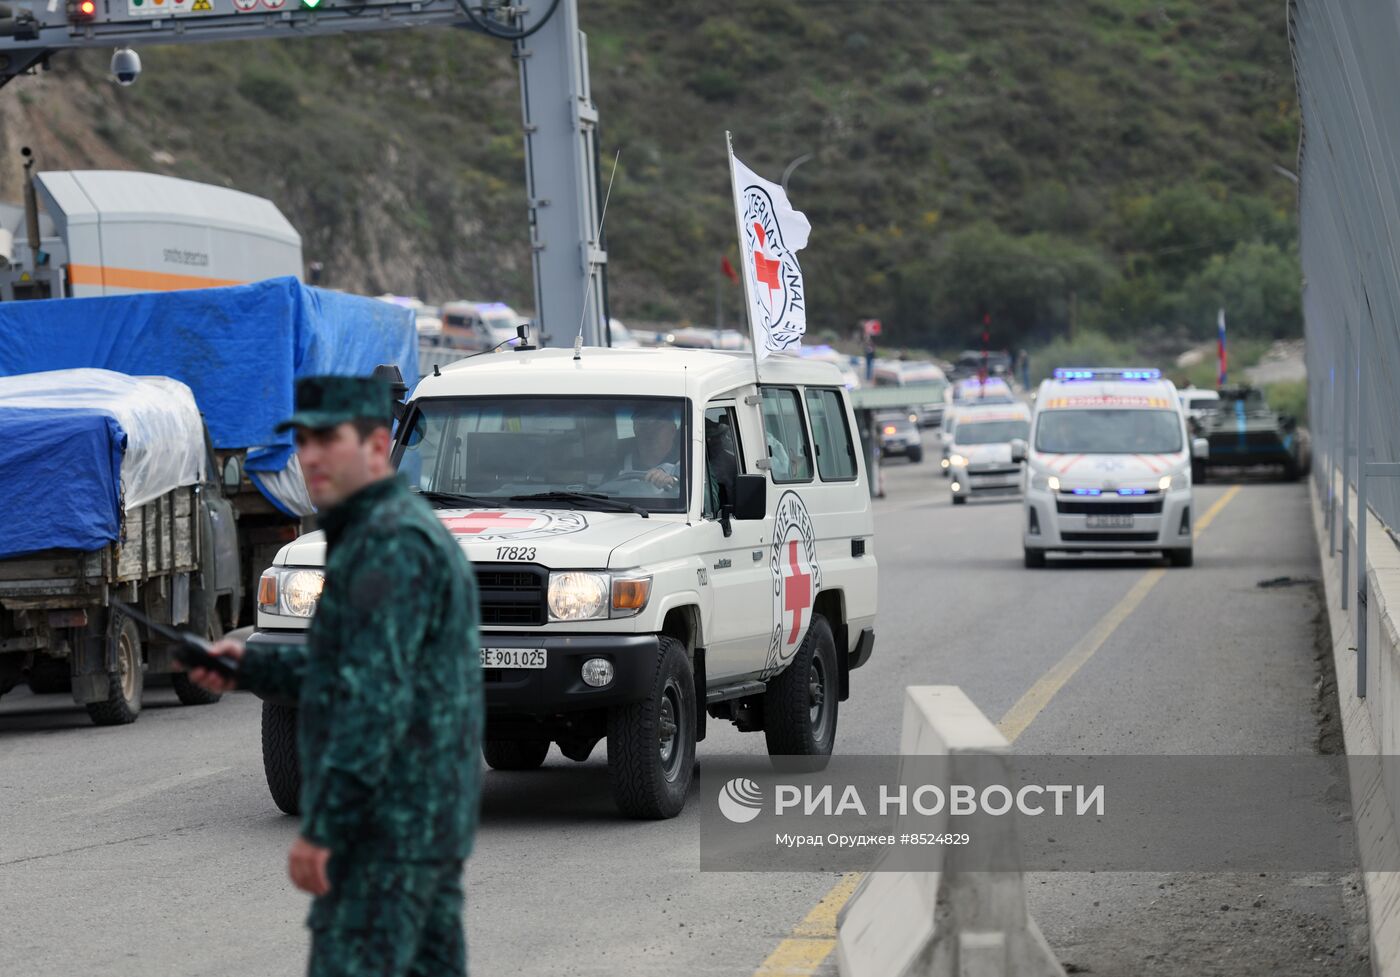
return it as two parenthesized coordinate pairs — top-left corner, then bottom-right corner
(835, 686), (1064, 977)
(1311, 474), (1400, 977)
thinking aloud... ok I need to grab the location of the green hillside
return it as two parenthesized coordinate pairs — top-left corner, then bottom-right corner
(1, 0), (1300, 351)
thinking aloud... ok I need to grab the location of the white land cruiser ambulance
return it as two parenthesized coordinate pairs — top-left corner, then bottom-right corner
(1016, 368), (1208, 568)
(250, 347), (878, 819)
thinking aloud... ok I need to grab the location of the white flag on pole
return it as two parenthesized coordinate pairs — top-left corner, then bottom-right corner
(728, 147), (811, 360)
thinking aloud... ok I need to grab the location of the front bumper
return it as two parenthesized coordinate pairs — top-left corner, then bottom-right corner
(246, 628), (660, 715)
(1022, 487), (1193, 551)
(950, 464), (1022, 498)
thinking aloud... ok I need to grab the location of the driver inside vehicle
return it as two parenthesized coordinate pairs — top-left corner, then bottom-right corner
(622, 402), (681, 490)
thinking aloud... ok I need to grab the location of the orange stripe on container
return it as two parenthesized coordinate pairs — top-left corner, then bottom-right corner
(67, 264), (246, 291)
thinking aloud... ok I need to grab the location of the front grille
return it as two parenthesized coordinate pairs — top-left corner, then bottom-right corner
(1061, 531), (1160, 543)
(969, 465), (1020, 477)
(1056, 498), (1164, 515)
(474, 564), (547, 626)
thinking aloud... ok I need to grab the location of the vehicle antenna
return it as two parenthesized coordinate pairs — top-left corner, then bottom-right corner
(574, 149), (622, 359)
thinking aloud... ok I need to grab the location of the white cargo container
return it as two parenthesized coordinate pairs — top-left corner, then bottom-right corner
(0, 170), (302, 301)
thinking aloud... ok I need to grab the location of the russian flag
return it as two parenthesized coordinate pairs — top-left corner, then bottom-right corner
(1217, 308), (1227, 387)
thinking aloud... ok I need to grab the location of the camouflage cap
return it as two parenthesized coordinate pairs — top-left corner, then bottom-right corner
(275, 375), (393, 432)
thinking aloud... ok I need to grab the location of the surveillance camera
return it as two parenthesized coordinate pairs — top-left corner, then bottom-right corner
(110, 48), (140, 87)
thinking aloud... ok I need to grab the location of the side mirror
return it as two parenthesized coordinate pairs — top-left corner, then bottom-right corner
(1192, 437), (1209, 460)
(221, 455), (243, 494)
(1009, 439), (1027, 464)
(733, 474), (767, 521)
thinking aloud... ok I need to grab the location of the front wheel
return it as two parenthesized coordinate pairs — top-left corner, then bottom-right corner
(172, 604), (223, 706)
(763, 614), (839, 758)
(951, 494), (968, 506)
(607, 636), (695, 819)
(1167, 547), (1194, 568)
(908, 447), (924, 464)
(1024, 547), (1047, 568)
(86, 614), (143, 726)
(261, 702), (301, 815)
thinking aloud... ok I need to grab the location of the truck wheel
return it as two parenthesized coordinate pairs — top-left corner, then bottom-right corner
(483, 739), (550, 770)
(86, 615), (144, 726)
(261, 701), (301, 815)
(1024, 548), (1047, 568)
(172, 609), (223, 706)
(607, 636), (695, 819)
(26, 657), (72, 695)
(763, 614), (838, 758)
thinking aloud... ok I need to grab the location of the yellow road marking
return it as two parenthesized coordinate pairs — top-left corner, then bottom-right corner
(753, 874), (861, 975)
(751, 484), (1242, 975)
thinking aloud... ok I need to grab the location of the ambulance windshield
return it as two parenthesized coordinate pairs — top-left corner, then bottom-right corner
(1035, 409), (1182, 454)
(395, 396), (689, 513)
(954, 419), (1030, 445)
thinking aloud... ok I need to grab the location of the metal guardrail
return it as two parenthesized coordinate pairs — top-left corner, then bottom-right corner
(1291, 1), (1400, 696)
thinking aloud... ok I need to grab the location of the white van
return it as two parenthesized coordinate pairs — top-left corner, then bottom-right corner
(251, 347), (879, 819)
(1018, 368), (1207, 568)
(945, 401), (1032, 504)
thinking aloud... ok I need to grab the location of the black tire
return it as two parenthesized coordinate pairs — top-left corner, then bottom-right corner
(607, 636), (695, 819)
(908, 447), (924, 464)
(26, 657), (71, 695)
(1024, 548), (1047, 568)
(763, 614), (839, 758)
(86, 614), (144, 726)
(483, 739), (550, 770)
(261, 701), (301, 815)
(952, 494), (968, 505)
(172, 600), (223, 706)
(1167, 547), (1194, 568)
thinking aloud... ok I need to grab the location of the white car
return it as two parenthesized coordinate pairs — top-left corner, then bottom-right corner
(946, 402), (1032, 504)
(1178, 386), (1221, 433)
(251, 347), (878, 819)
(1018, 368), (1208, 568)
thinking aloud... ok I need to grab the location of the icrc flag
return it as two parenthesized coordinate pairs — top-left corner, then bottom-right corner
(728, 145), (811, 359)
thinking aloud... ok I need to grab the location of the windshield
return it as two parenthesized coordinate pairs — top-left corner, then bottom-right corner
(396, 396), (688, 513)
(955, 419), (1030, 445)
(1034, 409), (1183, 454)
(1188, 398), (1218, 410)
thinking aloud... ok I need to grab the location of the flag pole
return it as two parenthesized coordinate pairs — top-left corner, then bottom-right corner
(727, 131), (762, 385)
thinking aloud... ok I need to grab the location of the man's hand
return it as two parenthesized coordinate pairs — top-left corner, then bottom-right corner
(185, 638), (245, 694)
(643, 467), (678, 489)
(288, 836), (332, 896)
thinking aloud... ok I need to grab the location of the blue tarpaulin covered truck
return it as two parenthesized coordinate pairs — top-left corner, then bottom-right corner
(0, 278), (416, 723)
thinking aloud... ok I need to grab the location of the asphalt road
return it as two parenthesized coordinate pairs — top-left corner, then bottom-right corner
(0, 456), (1365, 976)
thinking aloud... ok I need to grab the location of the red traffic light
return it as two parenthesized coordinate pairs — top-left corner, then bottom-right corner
(69, 0), (97, 20)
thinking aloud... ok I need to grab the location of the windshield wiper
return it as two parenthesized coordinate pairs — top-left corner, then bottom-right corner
(416, 490), (502, 509)
(508, 491), (649, 518)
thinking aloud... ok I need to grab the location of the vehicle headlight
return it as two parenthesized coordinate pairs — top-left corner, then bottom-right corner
(1159, 471), (1190, 491)
(258, 568), (326, 618)
(546, 572), (653, 621)
(548, 571), (610, 621)
(1030, 472), (1060, 491)
(949, 453), (969, 468)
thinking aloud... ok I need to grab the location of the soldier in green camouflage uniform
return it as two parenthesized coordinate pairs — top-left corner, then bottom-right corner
(190, 375), (483, 977)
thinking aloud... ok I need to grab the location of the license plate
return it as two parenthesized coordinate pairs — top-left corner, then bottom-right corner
(480, 647), (547, 669)
(1086, 514), (1135, 530)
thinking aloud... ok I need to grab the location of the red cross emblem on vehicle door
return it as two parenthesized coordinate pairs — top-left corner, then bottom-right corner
(440, 511), (541, 535)
(783, 539), (813, 646)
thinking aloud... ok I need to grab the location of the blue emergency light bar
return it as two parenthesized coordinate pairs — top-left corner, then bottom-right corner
(1052, 368), (1162, 381)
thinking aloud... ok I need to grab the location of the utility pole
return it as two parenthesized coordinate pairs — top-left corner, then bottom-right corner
(515, 0), (606, 346)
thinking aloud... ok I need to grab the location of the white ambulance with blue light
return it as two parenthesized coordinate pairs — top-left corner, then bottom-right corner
(1016, 368), (1208, 568)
